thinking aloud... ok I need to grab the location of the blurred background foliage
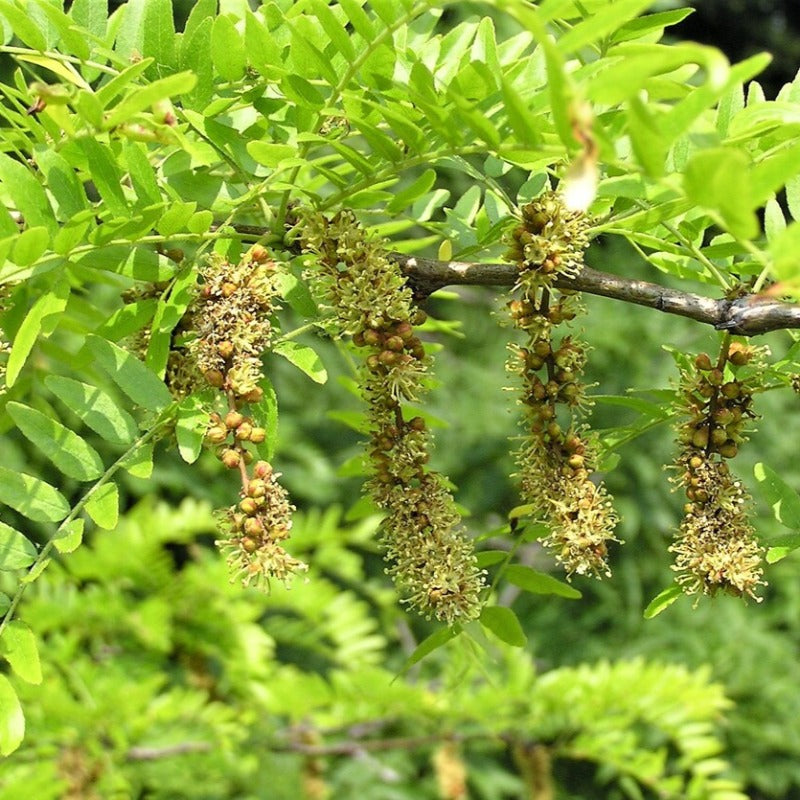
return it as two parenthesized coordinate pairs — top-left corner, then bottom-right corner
(2, 1), (800, 798)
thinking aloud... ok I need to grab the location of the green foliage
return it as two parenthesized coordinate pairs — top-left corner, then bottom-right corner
(0, 500), (747, 799)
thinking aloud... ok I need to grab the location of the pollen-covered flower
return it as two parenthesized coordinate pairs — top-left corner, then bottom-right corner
(670, 342), (766, 600)
(505, 192), (619, 578)
(301, 210), (484, 623)
(188, 246), (281, 400)
(215, 459), (308, 589)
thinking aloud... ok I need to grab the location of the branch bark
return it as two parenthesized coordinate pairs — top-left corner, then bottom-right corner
(393, 253), (800, 337)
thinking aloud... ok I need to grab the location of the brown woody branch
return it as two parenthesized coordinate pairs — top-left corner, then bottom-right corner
(392, 253), (800, 337)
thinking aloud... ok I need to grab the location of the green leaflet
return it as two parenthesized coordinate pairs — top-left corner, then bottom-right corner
(0, 468), (70, 523)
(479, 605), (526, 647)
(0, 675), (25, 756)
(7, 402), (105, 481)
(46, 375), (139, 445)
(85, 483), (119, 530)
(211, 14), (247, 82)
(53, 518), (84, 555)
(0, 621), (42, 685)
(273, 341), (328, 384)
(86, 335), (173, 412)
(175, 394), (210, 464)
(0, 153), (56, 235)
(504, 565), (582, 599)
(754, 462), (800, 529)
(0, 522), (37, 571)
(5, 279), (70, 388)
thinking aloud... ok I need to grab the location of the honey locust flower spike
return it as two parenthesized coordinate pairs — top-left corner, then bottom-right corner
(300, 210), (484, 623)
(505, 191), (619, 578)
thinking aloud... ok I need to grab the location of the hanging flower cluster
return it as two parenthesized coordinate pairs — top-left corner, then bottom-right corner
(670, 341), (765, 600)
(505, 191), (619, 578)
(300, 210), (484, 623)
(191, 246), (306, 589)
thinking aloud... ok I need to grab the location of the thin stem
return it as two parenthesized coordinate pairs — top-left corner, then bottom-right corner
(0, 412), (175, 638)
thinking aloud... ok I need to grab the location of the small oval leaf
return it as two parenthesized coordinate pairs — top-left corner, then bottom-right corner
(480, 606), (526, 647)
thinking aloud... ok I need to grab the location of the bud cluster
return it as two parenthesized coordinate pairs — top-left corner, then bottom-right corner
(670, 341), (765, 600)
(189, 245), (279, 401)
(215, 457), (307, 589)
(505, 192), (618, 578)
(301, 211), (484, 623)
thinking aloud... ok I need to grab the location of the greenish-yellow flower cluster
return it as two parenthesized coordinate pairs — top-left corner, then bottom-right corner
(194, 246), (306, 589)
(190, 245), (279, 401)
(505, 192), (619, 578)
(301, 211), (484, 623)
(670, 342), (765, 600)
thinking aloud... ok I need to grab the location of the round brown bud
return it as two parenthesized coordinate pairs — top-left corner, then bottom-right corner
(253, 461), (273, 479)
(707, 368), (724, 386)
(533, 340), (551, 358)
(721, 382), (740, 399)
(352, 331), (365, 347)
(711, 427), (728, 447)
(217, 341), (235, 359)
(719, 441), (739, 458)
(225, 411), (245, 430)
(363, 329), (382, 347)
(248, 244), (270, 264)
(235, 422), (253, 441)
(689, 455), (704, 470)
(221, 449), (241, 469)
(727, 342), (751, 366)
(239, 497), (258, 515)
(243, 517), (263, 537)
(567, 454), (584, 470)
(221, 282), (238, 297)
(243, 387), (264, 403)
(691, 427), (709, 449)
(386, 335), (405, 352)
(205, 369), (225, 388)
(366, 354), (382, 371)
(412, 309), (427, 326)
(205, 425), (228, 445)
(379, 350), (398, 366)
(247, 479), (267, 498)
(249, 427), (266, 444)
(395, 321), (414, 340)
(408, 416), (426, 432)
(240, 537), (258, 553)
(694, 353), (713, 371)
(527, 354), (545, 371)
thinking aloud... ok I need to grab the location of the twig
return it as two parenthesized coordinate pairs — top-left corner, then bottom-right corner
(393, 254), (800, 337)
(126, 742), (212, 761)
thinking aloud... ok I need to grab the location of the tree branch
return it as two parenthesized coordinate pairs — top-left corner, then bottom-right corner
(393, 254), (800, 337)
(126, 742), (212, 761)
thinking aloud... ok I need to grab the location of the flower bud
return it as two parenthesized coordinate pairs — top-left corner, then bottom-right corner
(221, 449), (241, 469)
(225, 411), (245, 429)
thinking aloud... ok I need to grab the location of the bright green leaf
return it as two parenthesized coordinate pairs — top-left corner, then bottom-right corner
(480, 606), (526, 647)
(0, 467), (69, 523)
(7, 402), (105, 481)
(273, 341), (327, 384)
(211, 14), (246, 81)
(85, 483), (119, 530)
(643, 585), (682, 618)
(0, 522), (37, 570)
(754, 462), (800, 529)
(6, 280), (70, 387)
(46, 375), (139, 445)
(86, 335), (173, 412)
(0, 675), (25, 756)
(504, 565), (582, 599)
(0, 621), (42, 685)
(54, 518), (84, 555)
